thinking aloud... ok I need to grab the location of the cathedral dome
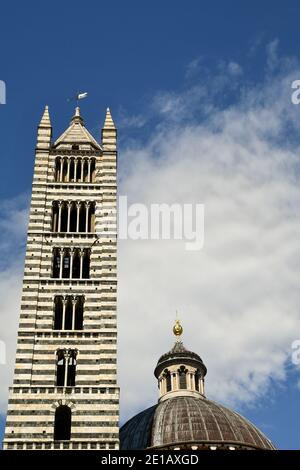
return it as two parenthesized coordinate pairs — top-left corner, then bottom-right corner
(120, 396), (275, 450)
(120, 320), (276, 450)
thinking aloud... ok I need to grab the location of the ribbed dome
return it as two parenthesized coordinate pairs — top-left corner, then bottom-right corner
(154, 341), (207, 378)
(120, 396), (275, 450)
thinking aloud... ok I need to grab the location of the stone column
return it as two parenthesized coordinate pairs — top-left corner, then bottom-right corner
(87, 158), (91, 182)
(85, 202), (90, 232)
(64, 350), (70, 387)
(67, 158), (71, 182)
(72, 298), (76, 330)
(74, 158), (78, 182)
(193, 373), (197, 390)
(62, 298), (67, 330)
(58, 201), (62, 232)
(52, 203), (58, 232)
(80, 159), (84, 183)
(200, 378), (205, 395)
(67, 202), (71, 232)
(59, 158), (63, 182)
(76, 202), (80, 232)
(80, 250), (84, 279)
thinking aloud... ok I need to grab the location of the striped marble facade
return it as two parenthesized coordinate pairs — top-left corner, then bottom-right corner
(3, 106), (119, 450)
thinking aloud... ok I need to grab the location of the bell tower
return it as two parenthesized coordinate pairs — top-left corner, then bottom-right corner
(3, 106), (119, 450)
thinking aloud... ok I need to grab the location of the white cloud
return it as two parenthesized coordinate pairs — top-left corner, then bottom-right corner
(118, 107), (147, 130)
(118, 64), (300, 422)
(0, 263), (23, 412)
(227, 61), (243, 76)
(0, 194), (29, 267)
(152, 58), (246, 124)
(0, 195), (28, 412)
(266, 38), (280, 71)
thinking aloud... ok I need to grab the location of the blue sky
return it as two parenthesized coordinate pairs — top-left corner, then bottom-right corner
(1, 0), (300, 450)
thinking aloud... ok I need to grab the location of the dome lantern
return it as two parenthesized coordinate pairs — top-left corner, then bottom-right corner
(154, 321), (207, 402)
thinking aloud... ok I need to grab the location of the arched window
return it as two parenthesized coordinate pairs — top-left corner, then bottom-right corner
(56, 349), (66, 386)
(82, 249), (90, 279)
(62, 250), (70, 278)
(64, 297), (73, 330)
(164, 370), (172, 392)
(79, 202), (86, 232)
(60, 202), (68, 232)
(77, 159), (82, 182)
(55, 158), (60, 182)
(67, 353), (77, 386)
(75, 297), (84, 330)
(52, 202), (59, 232)
(178, 366), (187, 389)
(91, 158), (96, 182)
(54, 296), (84, 331)
(56, 349), (77, 387)
(69, 158), (75, 182)
(54, 296), (63, 330)
(52, 248), (91, 279)
(54, 405), (71, 441)
(72, 249), (80, 279)
(89, 202), (95, 232)
(62, 158), (68, 183)
(83, 159), (88, 182)
(52, 248), (61, 278)
(69, 202), (77, 232)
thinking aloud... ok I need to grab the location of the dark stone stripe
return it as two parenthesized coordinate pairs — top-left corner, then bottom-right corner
(6, 421), (118, 427)
(8, 410), (118, 416)
(4, 433), (118, 439)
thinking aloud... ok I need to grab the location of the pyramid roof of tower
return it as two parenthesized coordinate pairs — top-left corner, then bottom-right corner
(53, 107), (101, 150)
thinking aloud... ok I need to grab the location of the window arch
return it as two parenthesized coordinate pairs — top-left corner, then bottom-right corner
(91, 158), (96, 182)
(51, 200), (95, 233)
(52, 248), (61, 278)
(79, 202), (86, 232)
(55, 158), (60, 182)
(56, 349), (77, 387)
(54, 156), (96, 183)
(53, 296), (84, 331)
(72, 249), (81, 279)
(82, 249), (90, 279)
(75, 296), (84, 330)
(69, 202), (77, 232)
(62, 249), (70, 278)
(52, 202), (59, 232)
(165, 369), (172, 392)
(64, 297), (73, 330)
(178, 365), (187, 389)
(52, 248), (91, 279)
(60, 203), (68, 232)
(83, 159), (89, 182)
(54, 405), (71, 441)
(54, 296), (63, 330)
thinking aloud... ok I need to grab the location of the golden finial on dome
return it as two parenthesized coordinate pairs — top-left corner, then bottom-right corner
(173, 315), (183, 340)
